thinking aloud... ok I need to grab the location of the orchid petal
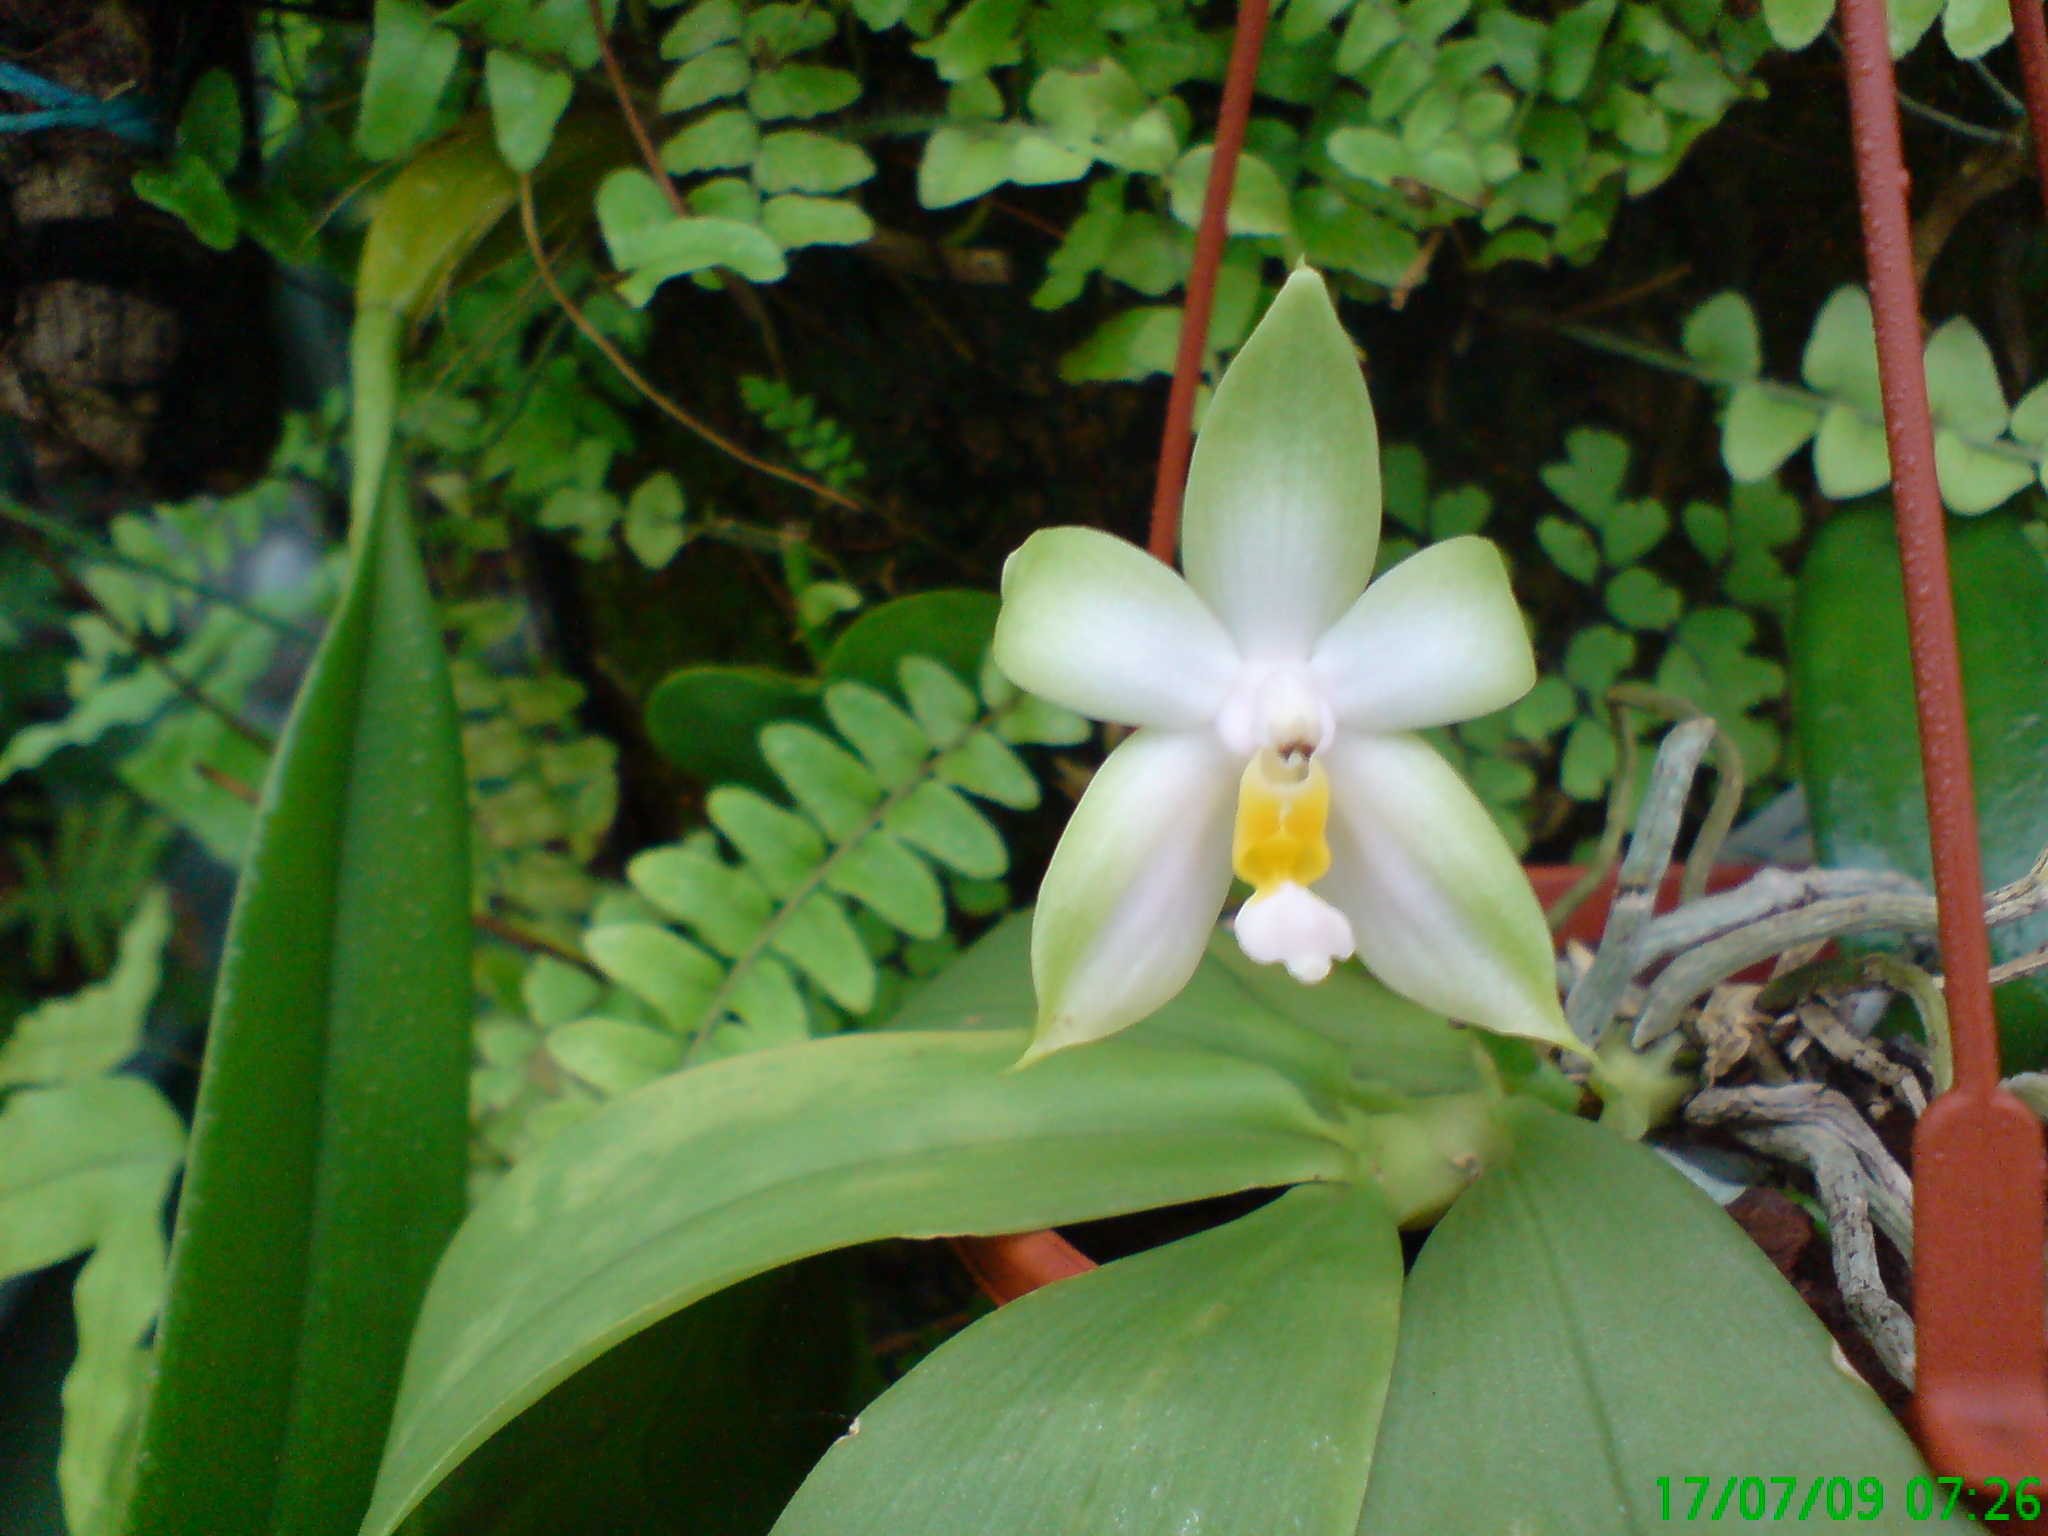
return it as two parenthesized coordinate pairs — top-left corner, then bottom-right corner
(1234, 882), (1356, 984)
(994, 527), (1241, 729)
(1319, 733), (1576, 1053)
(1026, 728), (1239, 1060)
(1181, 268), (1381, 661)
(1311, 536), (1535, 732)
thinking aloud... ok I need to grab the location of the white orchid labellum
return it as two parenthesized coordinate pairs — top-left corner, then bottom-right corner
(992, 267), (1577, 1061)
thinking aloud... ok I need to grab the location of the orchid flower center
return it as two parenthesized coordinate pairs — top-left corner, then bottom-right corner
(1232, 748), (1332, 896)
(1229, 748), (1356, 985)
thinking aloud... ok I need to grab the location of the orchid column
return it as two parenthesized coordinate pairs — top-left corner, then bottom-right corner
(994, 268), (1577, 1062)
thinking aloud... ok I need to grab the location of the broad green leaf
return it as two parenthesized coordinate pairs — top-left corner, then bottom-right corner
(1762, 0), (1832, 46)
(120, 485), (472, 1536)
(2010, 381), (2048, 447)
(661, 0), (741, 56)
(132, 155), (239, 251)
(645, 665), (823, 793)
(1168, 147), (1294, 237)
(708, 786), (827, 896)
(622, 470), (687, 567)
(1656, 604), (1783, 778)
(825, 829), (947, 938)
(660, 106), (760, 173)
(1294, 185), (1420, 286)
(1605, 566), (1682, 631)
(1682, 498), (1730, 560)
(1924, 315), (2009, 441)
(1802, 286), (1882, 412)
(629, 839), (771, 957)
(1059, 304), (1183, 382)
(178, 69), (242, 178)
(824, 682), (930, 790)
(763, 722), (884, 839)
(1812, 402), (1892, 499)
(662, 44), (750, 110)
(359, 1030), (1356, 1535)
(1560, 714), (1617, 798)
(0, 887), (168, 1087)
(919, 124), (1014, 206)
(937, 729), (1038, 809)
(1510, 675), (1577, 740)
(1007, 129), (1094, 185)
(1722, 382), (1822, 481)
(888, 911), (1485, 1106)
(884, 781), (1006, 878)
(1795, 505), (2048, 1068)
(898, 655), (982, 747)
(749, 65), (861, 120)
(1563, 623), (1634, 692)
(1935, 431), (2034, 514)
(724, 952), (809, 1043)
(522, 957), (601, 1026)
(772, 1182), (1401, 1536)
(0, 1076), (184, 1536)
(1535, 515), (1601, 582)
(771, 890), (877, 1012)
(1326, 125), (1408, 184)
(1544, 0), (1616, 101)
(545, 1017), (683, 1095)
(484, 50), (574, 172)
(1888, 0), (1945, 52)
(915, 0), (1028, 79)
(1594, 496), (1668, 564)
(1681, 291), (1760, 381)
(762, 193), (875, 248)
(756, 129), (876, 192)
(747, 0), (837, 54)
(356, 0), (461, 160)
(1944, 0), (2014, 54)
(1540, 427), (1629, 519)
(824, 590), (1001, 693)
(400, 1257), (868, 1536)
(1357, 1101), (1941, 1533)
(1729, 477), (1802, 548)
(597, 170), (790, 295)
(584, 922), (722, 1029)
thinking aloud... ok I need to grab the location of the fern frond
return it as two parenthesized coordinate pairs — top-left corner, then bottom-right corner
(582, 653), (1084, 1061)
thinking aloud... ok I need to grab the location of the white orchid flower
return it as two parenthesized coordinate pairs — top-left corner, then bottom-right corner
(992, 267), (1576, 1061)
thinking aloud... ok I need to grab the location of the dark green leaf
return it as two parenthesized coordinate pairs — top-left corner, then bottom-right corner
(402, 1256), (871, 1536)
(772, 1182), (1401, 1536)
(120, 485), (472, 1536)
(822, 590), (1001, 693)
(1794, 504), (2048, 1068)
(356, 0), (461, 160)
(645, 666), (824, 794)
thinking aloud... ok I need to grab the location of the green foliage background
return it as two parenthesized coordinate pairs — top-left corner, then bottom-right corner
(1, 0), (2046, 1526)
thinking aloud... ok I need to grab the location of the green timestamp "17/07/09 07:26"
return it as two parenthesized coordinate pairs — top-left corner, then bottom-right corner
(1656, 1473), (2037, 1521)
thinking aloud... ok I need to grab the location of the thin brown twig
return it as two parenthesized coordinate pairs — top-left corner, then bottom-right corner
(514, 175), (866, 513)
(585, 0), (787, 378)
(29, 544), (276, 755)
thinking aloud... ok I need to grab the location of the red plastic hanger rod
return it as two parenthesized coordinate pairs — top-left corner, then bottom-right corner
(1147, 0), (1272, 564)
(1836, 0), (2048, 1499)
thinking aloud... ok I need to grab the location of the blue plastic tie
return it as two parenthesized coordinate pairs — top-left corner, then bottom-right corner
(0, 60), (161, 147)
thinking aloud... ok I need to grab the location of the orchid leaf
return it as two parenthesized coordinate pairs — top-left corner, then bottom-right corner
(120, 482), (472, 1536)
(771, 1182), (1402, 1536)
(359, 1030), (1354, 1536)
(1357, 1100), (1941, 1533)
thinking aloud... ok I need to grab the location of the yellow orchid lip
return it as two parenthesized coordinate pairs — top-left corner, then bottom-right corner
(1232, 748), (1333, 897)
